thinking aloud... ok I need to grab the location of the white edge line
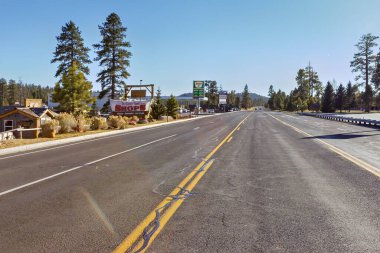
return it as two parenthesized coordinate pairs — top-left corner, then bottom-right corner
(0, 114), (216, 158)
(0, 134), (177, 197)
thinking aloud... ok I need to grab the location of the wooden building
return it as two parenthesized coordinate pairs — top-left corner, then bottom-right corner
(0, 101), (57, 139)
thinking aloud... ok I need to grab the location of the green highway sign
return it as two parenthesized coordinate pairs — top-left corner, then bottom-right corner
(193, 81), (205, 98)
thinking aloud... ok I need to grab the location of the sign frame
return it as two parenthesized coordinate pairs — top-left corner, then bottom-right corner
(193, 81), (205, 98)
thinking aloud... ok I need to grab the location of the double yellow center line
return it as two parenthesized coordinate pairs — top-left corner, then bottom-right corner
(113, 114), (250, 253)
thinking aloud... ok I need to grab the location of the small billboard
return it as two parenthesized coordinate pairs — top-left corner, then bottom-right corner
(193, 81), (205, 98)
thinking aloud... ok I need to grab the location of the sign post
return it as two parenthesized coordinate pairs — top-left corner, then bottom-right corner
(193, 81), (205, 115)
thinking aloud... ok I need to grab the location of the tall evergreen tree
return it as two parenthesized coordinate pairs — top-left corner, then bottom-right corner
(7, 79), (16, 105)
(335, 84), (345, 113)
(372, 50), (380, 91)
(241, 84), (251, 109)
(305, 63), (321, 97)
(227, 90), (237, 108)
(267, 85), (275, 109)
(321, 82), (335, 113)
(295, 69), (309, 101)
(345, 81), (356, 112)
(235, 96), (241, 108)
(94, 13), (132, 100)
(52, 63), (95, 114)
(150, 88), (166, 119)
(362, 84), (374, 112)
(350, 33), (378, 112)
(51, 21), (91, 78)
(166, 94), (179, 118)
(0, 78), (7, 106)
(205, 80), (219, 108)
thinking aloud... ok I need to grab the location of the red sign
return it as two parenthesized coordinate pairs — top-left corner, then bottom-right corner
(115, 104), (146, 112)
(110, 99), (150, 113)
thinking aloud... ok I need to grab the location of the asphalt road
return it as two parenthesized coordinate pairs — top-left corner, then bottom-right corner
(1, 111), (380, 252)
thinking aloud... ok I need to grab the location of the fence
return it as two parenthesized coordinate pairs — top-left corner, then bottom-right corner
(0, 128), (41, 141)
(300, 112), (380, 127)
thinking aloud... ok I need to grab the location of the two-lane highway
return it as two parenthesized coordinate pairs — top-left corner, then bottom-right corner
(1, 111), (380, 252)
(0, 112), (247, 252)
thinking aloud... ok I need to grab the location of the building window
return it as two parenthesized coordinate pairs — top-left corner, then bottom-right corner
(4, 120), (13, 131)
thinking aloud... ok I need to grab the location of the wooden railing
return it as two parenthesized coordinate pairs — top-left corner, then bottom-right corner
(0, 128), (41, 141)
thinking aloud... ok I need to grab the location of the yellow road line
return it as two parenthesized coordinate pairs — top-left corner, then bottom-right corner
(113, 114), (250, 253)
(266, 113), (380, 178)
(227, 136), (233, 143)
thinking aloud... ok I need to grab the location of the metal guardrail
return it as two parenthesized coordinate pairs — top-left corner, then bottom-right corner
(300, 112), (380, 127)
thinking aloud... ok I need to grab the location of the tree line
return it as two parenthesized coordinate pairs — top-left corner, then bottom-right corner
(204, 82), (263, 110)
(0, 78), (52, 106)
(268, 33), (380, 113)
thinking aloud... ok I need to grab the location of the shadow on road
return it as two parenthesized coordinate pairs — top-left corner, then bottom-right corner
(302, 130), (380, 140)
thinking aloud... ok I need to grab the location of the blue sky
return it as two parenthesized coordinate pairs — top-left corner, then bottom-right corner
(1, 0), (380, 96)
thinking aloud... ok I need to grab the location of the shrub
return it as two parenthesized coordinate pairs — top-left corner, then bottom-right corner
(138, 119), (148, 124)
(129, 120), (137, 125)
(42, 120), (59, 138)
(92, 117), (108, 130)
(107, 116), (127, 129)
(123, 116), (131, 124)
(76, 114), (87, 132)
(132, 115), (140, 122)
(56, 113), (77, 133)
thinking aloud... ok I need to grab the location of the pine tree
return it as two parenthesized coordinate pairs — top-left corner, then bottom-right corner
(345, 81), (356, 112)
(52, 63), (95, 114)
(305, 63), (321, 97)
(375, 93), (380, 111)
(350, 33), (378, 112)
(241, 84), (251, 109)
(0, 78), (7, 106)
(362, 84), (373, 112)
(150, 88), (166, 119)
(227, 90), (237, 109)
(51, 21), (91, 78)
(94, 13), (132, 100)
(295, 68), (310, 106)
(235, 96), (241, 108)
(166, 94), (179, 118)
(372, 51), (380, 91)
(205, 80), (219, 108)
(267, 85), (275, 110)
(321, 82), (335, 113)
(335, 84), (345, 113)
(7, 79), (16, 105)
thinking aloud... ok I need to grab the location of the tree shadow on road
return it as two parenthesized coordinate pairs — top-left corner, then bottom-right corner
(302, 132), (380, 140)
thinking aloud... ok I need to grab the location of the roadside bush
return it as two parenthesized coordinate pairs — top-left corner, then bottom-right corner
(132, 115), (140, 122)
(129, 120), (137, 125)
(123, 116), (131, 124)
(137, 119), (148, 124)
(91, 117), (108, 130)
(56, 113), (77, 133)
(108, 116), (127, 129)
(76, 114), (87, 132)
(42, 120), (59, 138)
(159, 116), (174, 122)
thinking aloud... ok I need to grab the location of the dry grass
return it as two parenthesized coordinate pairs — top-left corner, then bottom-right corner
(0, 130), (112, 149)
(0, 119), (185, 149)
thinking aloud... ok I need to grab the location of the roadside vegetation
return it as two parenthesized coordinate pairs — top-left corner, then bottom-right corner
(268, 33), (380, 113)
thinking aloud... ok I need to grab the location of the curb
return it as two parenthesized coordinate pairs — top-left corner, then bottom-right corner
(0, 115), (214, 156)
